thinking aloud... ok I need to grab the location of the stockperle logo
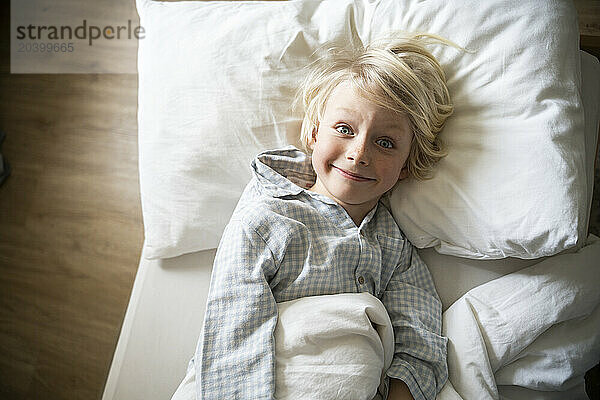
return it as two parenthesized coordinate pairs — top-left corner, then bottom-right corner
(15, 19), (144, 46)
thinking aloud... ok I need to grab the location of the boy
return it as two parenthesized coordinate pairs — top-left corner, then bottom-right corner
(186, 34), (453, 400)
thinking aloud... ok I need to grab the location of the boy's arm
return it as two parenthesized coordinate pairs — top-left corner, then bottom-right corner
(196, 219), (279, 399)
(381, 240), (448, 400)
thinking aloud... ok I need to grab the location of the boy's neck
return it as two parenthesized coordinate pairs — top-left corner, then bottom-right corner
(344, 201), (378, 227)
(308, 180), (380, 226)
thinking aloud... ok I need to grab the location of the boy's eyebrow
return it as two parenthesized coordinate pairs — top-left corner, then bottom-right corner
(334, 108), (407, 129)
(333, 107), (359, 115)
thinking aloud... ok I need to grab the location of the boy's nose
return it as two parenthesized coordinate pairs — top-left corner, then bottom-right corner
(346, 141), (370, 166)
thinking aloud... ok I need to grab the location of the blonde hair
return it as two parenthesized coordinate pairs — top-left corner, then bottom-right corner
(297, 33), (458, 180)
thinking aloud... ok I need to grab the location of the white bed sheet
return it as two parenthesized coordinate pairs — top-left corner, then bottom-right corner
(102, 247), (215, 400)
(102, 51), (600, 400)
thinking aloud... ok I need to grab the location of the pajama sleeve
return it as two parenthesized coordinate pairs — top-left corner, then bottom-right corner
(196, 218), (279, 400)
(382, 240), (448, 400)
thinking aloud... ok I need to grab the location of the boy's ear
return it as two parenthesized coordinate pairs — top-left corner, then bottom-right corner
(398, 167), (409, 181)
(308, 125), (318, 149)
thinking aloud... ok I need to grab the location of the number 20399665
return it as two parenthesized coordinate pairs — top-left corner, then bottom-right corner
(17, 42), (74, 53)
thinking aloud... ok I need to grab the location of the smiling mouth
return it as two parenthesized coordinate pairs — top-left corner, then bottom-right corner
(332, 165), (374, 182)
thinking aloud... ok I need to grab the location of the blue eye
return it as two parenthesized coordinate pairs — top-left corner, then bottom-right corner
(336, 125), (352, 135)
(377, 138), (394, 149)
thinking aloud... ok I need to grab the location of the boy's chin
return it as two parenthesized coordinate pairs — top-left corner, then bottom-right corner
(334, 194), (382, 208)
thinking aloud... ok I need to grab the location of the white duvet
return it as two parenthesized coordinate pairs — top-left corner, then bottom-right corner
(274, 293), (394, 400)
(274, 235), (600, 400)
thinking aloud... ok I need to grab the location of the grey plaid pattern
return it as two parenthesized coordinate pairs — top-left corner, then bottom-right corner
(194, 146), (447, 400)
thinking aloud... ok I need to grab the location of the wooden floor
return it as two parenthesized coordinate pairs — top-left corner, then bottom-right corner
(0, 2), (143, 400)
(0, 1), (598, 400)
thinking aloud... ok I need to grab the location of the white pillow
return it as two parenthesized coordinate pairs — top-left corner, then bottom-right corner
(137, 0), (586, 259)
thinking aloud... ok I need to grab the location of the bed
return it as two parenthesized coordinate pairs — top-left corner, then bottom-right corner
(102, 1), (600, 399)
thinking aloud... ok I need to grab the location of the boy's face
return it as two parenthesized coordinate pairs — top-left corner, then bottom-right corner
(309, 81), (413, 221)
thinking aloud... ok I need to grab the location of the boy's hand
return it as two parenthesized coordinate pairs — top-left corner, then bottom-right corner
(388, 378), (415, 400)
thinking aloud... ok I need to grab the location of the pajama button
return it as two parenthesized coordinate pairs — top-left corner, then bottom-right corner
(357, 276), (365, 284)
